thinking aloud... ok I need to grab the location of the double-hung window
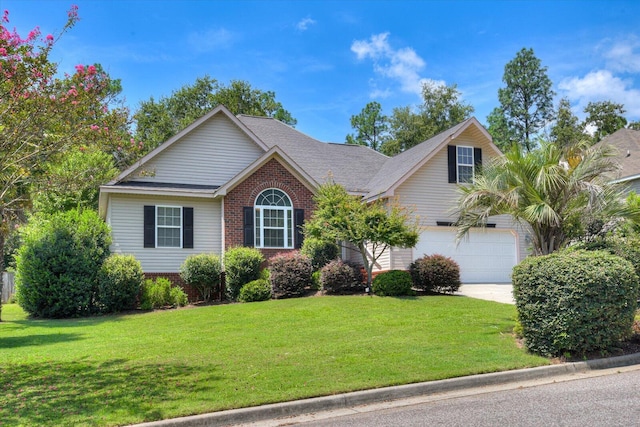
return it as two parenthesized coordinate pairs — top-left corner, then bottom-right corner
(254, 189), (293, 249)
(456, 146), (474, 184)
(156, 206), (182, 248)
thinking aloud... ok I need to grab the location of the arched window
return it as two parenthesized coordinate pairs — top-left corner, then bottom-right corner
(254, 188), (293, 248)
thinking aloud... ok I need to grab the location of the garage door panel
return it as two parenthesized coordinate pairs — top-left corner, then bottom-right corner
(415, 228), (516, 283)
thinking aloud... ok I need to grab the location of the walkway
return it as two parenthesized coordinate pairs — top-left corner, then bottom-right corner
(456, 284), (514, 304)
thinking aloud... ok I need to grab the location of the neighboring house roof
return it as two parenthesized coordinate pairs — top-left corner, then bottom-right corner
(597, 128), (640, 183)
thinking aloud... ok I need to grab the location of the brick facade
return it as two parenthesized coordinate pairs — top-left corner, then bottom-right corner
(224, 157), (316, 261)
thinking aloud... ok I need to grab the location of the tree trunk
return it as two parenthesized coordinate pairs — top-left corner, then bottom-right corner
(358, 243), (374, 293)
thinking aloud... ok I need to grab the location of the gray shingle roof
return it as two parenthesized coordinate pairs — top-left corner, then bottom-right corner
(237, 115), (388, 194)
(597, 128), (640, 180)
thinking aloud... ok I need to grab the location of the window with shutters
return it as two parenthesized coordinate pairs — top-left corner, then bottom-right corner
(156, 206), (182, 248)
(457, 146), (474, 184)
(254, 189), (293, 248)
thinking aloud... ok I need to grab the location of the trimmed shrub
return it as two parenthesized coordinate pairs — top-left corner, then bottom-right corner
(372, 270), (413, 297)
(301, 238), (339, 271)
(512, 250), (638, 357)
(224, 247), (264, 301)
(409, 254), (461, 294)
(140, 277), (188, 310)
(238, 279), (272, 302)
(15, 210), (111, 318)
(270, 252), (313, 299)
(180, 253), (222, 302)
(97, 254), (144, 313)
(320, 259), (365, 294)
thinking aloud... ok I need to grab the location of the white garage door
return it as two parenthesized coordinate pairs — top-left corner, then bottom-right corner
(414, 228), (517, 283)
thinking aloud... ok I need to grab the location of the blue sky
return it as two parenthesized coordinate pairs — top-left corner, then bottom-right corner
(4, 0), (640, 143)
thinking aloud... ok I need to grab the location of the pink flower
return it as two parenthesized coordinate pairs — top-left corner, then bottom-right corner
(75, 64), (84, 74)
(2, 10), (9, 24)
(68, 5), (79, 19)
(90, 124), (99, 131)
(87, 64), (96, 75)
(46, 34), (54, 43)
(0, 48), (6, 56)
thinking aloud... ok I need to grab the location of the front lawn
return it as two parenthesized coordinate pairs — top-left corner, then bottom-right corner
(0, 296), (548, 426)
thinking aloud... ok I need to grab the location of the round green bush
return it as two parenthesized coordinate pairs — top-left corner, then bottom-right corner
(180, 253), (222, 302)
(270, 252), (313, 299)
(409, 254), (461, 294)
(320, 259), (365, 294)
(224, 247), (264, 301)
(238, 279), (272, 302)
(512, 249), (638, 357)
(97, 254), (144, 313)
(301, 238), (339, 271)
(372, 270), (413, 296)
(16, 210), (111, 318)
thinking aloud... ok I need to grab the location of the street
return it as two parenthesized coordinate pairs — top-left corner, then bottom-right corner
(238, 365), (640, 427)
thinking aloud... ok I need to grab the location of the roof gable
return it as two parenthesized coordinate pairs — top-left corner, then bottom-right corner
(111, 105), (269, 185)
(363, 117), (499, 200)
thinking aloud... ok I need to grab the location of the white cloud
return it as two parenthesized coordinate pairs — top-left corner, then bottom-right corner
(351, 32), (435, 97)
(601, 36), (640, 73)
(187, 28), (234, 53)
(296, 17), (316, 31)
(559, 70), (640, 118)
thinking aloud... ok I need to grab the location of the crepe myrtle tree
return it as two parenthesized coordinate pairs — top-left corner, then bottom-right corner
(304, 182), (419, 290)
(0, 6), (133, 319)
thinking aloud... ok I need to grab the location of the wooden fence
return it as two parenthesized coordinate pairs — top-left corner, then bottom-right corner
(1, 272), (15, 303)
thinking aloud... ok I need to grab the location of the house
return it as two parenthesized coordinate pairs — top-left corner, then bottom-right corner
(597, 128), (640, 193)
(99, 105), (527, 292)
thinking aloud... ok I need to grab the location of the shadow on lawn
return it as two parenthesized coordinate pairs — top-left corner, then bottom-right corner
(0, 358), (222, 426)
(2, 333), (84, 349)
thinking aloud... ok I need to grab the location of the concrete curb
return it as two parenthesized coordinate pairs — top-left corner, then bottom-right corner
(131, 352), (640, 427)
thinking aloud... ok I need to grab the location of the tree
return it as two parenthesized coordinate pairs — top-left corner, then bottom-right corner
(583, 101), (628, 142)
(550, 98), (588, 150)
(486, 107), (517, 152)
(454, 141), (639, 256)
(0, 7), (131, 320)
(345, 101), (389, 151)
(304, 182), (419, 289)
(628, 121), (640, 131)
(134, 77), (296, 151)
(31, 147), (119, 214)
(491, 48), (556, 152)
(383, 82), (474, 156)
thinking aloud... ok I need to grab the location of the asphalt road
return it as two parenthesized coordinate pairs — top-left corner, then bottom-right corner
(238, 365), (640, 427)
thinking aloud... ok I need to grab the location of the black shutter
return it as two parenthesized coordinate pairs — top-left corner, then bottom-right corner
(183, 207), (194, 249)
(474, 147), (482, 168)
(294, 209), (305, 249)
(243, 207), (254, 247)
(143, 205), (155, 248)
(447, 145), (457, 183)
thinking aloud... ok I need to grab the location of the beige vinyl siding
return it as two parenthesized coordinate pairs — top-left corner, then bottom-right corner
(393, 130), (527, 267)
(106, 194), (221, 272)
(129, 115), (264, 186)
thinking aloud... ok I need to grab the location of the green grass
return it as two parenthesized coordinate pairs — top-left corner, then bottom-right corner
(0, 296), (548, 426)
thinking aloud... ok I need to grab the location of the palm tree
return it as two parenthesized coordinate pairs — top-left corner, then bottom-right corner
(454, 141), (639, 255)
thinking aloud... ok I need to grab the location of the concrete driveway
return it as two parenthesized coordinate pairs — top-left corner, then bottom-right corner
(456, 284), (514, 304)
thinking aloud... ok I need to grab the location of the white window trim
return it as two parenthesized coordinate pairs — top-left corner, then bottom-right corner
(156, 205), (182, 248)
(254, 189), (294, 249)
(456, 145), (474, 184)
